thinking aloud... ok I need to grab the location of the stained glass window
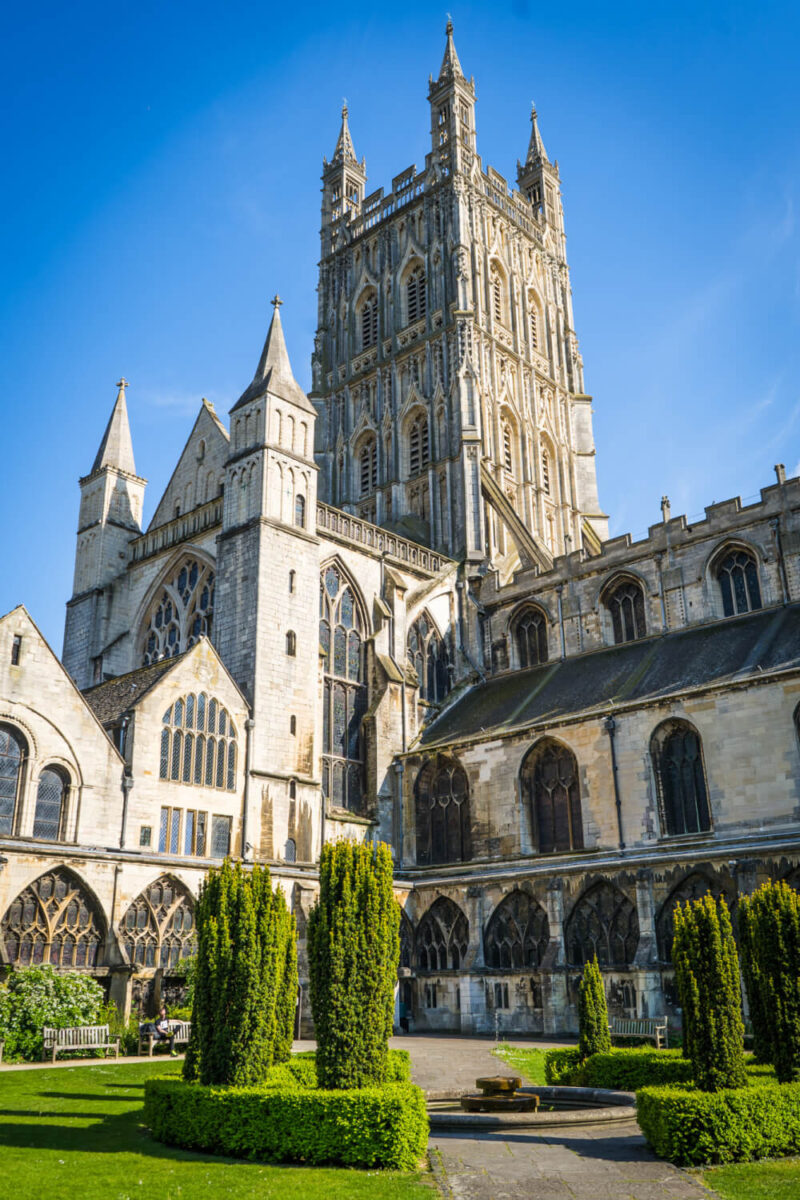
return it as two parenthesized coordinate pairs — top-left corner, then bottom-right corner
(159, 694), (236, 793)
(407, 612), (451, 703)
(513, 607), (548, 669)
(651, 720), (711, 837)
(140, 558), (215, 665)
(320, 565), (367, 814)
(520, 739), (583, 854)
(0, 724), (26, 837)
(415, 756), (471, 865)
(33, 768), (67, 841)
(717, 549), (762, 617)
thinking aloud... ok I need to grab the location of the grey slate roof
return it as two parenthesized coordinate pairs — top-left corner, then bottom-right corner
(418, 604), (800, 750)
(82, 656), (183, 726)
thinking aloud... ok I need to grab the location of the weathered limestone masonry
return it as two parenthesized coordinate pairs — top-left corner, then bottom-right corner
(1, 24), (799, 1033)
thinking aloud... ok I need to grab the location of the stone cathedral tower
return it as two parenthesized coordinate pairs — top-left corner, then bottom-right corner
(312, 22), (608, 576)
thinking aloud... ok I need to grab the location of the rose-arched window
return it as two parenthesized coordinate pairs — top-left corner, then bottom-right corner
(407, 612), (450, 703)
(141, 558), (215, 665)
(0, 724), (27, 837)
(1, 868), (105, 969)
(520, 739), (583, 854)
(415, 755), (471, 866)
(484, 890), (549, 969)
(716, 548), (762, 616)
(565, 881), (639, 967)
(159, 693), (237, 792)
(651, 720), (711, 837)
(416, 897), (469, 971)
(513, 606), (548, 668)
(605, 579), (646, 644)
(119, 875), (195, 969)
(320, 564), (367, 814)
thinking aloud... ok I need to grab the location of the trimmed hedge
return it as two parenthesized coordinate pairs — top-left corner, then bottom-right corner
(544, 1047), (693, 1090)
(144, 1076), (428, 1170)
(544, 1048), (582, 1084)
(637, 1081), (800, 1165)
(279, 1049), (411, 1089)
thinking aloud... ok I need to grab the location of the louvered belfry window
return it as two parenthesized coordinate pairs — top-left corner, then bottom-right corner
(408, 414), (429, 476)
(407, 267), (426, 324)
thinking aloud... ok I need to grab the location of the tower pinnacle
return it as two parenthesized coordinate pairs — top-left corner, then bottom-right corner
(525, 102), (549, 166)
(331, 101), (358, 164)
(437, 16), (464, 82)
(91, 379), (137, 476)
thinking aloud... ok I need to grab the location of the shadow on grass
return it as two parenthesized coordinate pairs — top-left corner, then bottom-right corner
(38, 1092), (136, 1102)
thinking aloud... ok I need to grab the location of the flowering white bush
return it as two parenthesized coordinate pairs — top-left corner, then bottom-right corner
(0, 965), (106, 1061)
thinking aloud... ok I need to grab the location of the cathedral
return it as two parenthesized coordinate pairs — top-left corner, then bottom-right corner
(2, 23), (799, 1033)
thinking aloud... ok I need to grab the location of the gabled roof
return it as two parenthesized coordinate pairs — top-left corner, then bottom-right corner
(82, 656), (184, 725)
(232, 300), (315, 415)
(147, 399), (229, 532)
(417, 604), (800, 750)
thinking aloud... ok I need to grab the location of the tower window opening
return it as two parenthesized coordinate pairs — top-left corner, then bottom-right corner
(408, 414), (430, 477)
(490, 266), (503, 324)
(290, 715), (297, 736)
(289, 570), (296, 593)
(407, 267), (427, 325)
(10, 635), (21, 666)
(502, 425), (513, 475)
(286, 630), (297, 657)
(359, 438), (377, 496)
(529, 304), (539, 351)
(541, 449), (550, 494)
(360, 295), (378, 349)
(294, 493), (306, 529)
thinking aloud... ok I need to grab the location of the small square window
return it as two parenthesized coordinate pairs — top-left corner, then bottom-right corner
(140, 826), (152, 847)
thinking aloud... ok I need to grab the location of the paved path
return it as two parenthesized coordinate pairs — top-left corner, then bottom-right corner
(396, 1036), (713, 1200)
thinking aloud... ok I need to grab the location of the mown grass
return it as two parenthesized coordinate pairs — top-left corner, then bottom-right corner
(696, 1158), (800, 1199)
(0, 1060), (433, 1200)
(492, 1042), (551, 1084)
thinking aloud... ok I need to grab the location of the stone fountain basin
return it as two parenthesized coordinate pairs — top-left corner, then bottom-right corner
(426, 1085), (636, 1129)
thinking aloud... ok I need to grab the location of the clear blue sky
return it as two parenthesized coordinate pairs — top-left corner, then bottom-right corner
(2, 1), (799, 650)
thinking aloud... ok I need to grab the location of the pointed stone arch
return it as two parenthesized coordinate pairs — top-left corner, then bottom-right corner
(1, 867), (107, 969)
(484, 889), (549, 969)
(655, 870), (730, 963)
(416, 896), (469, 972)
(320, 558), (369, 814)
(414, 754), (471, 866)
(407, 608), (451, 704)
(399, 909), (414, 971)
(565, 880), (639, 968)
(137, 551), (216, 665)
(118, 874), (196, 970)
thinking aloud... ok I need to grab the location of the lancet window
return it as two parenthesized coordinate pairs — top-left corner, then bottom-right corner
(119, 875), (195, 970)
(512, 606), (548, 669)
(33, 767), (68, 841)
(406, 266), (426, 325)
(416, 897), (469, 971)
(399, 911), (414, 970)
(158, 694), (237, 792)
(359, 437), (377, 496)
(408, 413), (430, 478)
(320, 564), (367, 815)
(0, 724), (27, 837)
(565, 881), (639, 968)
(541, 449), (551, 494)
(605, 579), (646, 644)
(716, 548), (762, 617)
(1, 868), (104, 969)
(490, 264), (504, 324)
(360, 292), (378, 349)
(502, 423), (514, 474)
(484, 890), (550, 969)
(414, 755), (471, 866)
(141, 558), (215, 665)
(520, 739), (583, 854)
(651, 720), (711, 837)
(407, 612), (450, 703)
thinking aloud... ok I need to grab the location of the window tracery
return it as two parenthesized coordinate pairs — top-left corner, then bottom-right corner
(605, 579), (646, 644)
(416, 897), (469, 971)
(520, 739), (583, 854)
(406, 266), (426, 325)
(320, 564), (367, 814)
(415, 755), (471, 866)
(407, 611), (450, 703)
(484, 890), (549, 969)
(651, 720), (711, 837)
(119, 875), (195, 970)
(655, 872), (729, 962)
(0, 724), (27, 837)
(141, 558), (215, 665)
(158, 693), (237, 792)
(513, 606), (548, 669)
(399, 911), (414, 970)
(33, 767), (68, 841)
(565, 881), (639, 967)
(1, 868), (105, 968)
(716, 548), (762, 617)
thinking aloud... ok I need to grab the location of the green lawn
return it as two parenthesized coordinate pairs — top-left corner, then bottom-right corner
(492, 1042), (550, 1084)
(0, 1061), (433, 1200)
(696, 1159), (800, 1199)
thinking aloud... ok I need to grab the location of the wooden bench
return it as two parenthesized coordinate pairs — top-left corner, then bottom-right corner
(138, 1020), (191, 1057)
(609, 1016), (668, 1049)
(42, 1024), (120, 1063)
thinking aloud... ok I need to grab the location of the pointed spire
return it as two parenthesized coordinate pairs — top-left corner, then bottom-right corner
(91, 379), (137, 475)
(232, 297), (314, 414)
(525, 102), (549, 166)
(437, 16), (464, 83)
(331, 100), (358, 164)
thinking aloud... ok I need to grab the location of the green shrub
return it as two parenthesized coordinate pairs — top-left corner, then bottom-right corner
(273, 1049), (411, 1090)
(0, 966), (106, 1061)
(739, 881), (800, 1082)
(672, 894), (746, 1091)
(637, 1081), (800, 1165)
(144, 1076), (428, 1170)
(184, 859), (297, 1087)
(544, 1047), (582, 1084)
(579, 1048), (693, 1090)
(578, 956), (611, 1059)
(104, 1003), (140, 1057)
(308, 840), (400, 1089)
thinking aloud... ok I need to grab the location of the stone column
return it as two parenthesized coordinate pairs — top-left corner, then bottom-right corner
(543, 877), (568, 1034)
(633, 867), (665, 1019)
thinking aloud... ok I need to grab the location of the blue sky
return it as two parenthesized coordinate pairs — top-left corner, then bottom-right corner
(2, 1), (799, 649)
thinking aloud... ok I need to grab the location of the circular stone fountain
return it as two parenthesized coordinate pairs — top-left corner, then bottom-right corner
(427, 1076), (636, 1130)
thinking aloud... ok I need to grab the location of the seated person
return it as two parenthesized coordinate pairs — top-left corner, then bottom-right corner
(141, 1006), (177, 1056)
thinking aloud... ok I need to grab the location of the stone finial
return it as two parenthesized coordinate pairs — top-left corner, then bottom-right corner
(661, 495), (671, 523)
(775, 463), (786, 485)
(116, 377), (129, 392)
(271, 294), (283, 310)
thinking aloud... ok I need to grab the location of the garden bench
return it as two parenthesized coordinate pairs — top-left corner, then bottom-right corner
(609, 1016), (668, 1049)
(42, 1024), (120, 1063)
(138, 1019), (191, 1057)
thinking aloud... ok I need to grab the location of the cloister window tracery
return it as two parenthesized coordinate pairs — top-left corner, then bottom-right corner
(656, 872), (727, 962)
(565, 881), (639, 967)
(119, 875), (195, 970)
(416, 897), (469, 971)
(141, 558), (215, 665)
(1, 868), (104, 968)
(320, 564), (367, 814)
(484, 890), (549, 969)
(407, 612), (450, 704)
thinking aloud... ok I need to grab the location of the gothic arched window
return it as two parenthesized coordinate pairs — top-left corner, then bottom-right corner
(33, 767), (68, 841)
(406, 266), (427, 325)
(566, 881), (639, 967)
(0, 724), (27, 837)
(484, 890), (549, 969)
(415, 755), (471, 866)
(407, 611), (450, 703)
(320, 564), (367, 814)
(490, 263), (504, 324)
(416, 897), (469, 971)
(605, 579), (646, 644)
(520, 739), (583, 854)
(656, 872), (727, 963)
(140, 558), (215, 665)
(513, 606), (548, 669)
(408, 413), (430, 477)
(399, 911), (414, 970)
(716, 547), (762, 617)
(294, 493), (306, 529)
(359, 437), (377, 496)
(119, 875), (195, 970)
(651, 720), (711, 837)
(528, 292), (541, 351)
(360, 292), (378, 349)
(541, 448), (551, 495)
(1, 868), (105, 969)
(158, 694), (237, 792)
